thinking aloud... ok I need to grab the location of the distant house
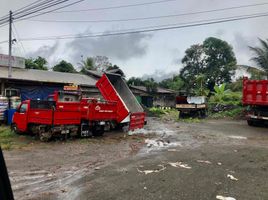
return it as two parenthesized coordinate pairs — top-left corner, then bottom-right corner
(129, 85), (176, 108)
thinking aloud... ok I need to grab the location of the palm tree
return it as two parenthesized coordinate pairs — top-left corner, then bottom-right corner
(79, 57), (95, 74)
(249, 38), (268, 78)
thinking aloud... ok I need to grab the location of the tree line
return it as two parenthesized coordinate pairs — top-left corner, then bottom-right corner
(25, 36), (268, 95)
(25, 55), (123, 76)
(128, 37), (268, 94)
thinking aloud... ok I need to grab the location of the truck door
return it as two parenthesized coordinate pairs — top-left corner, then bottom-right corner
(16, 103), (28, 132)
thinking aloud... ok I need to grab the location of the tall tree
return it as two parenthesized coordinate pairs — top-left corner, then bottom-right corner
(144, 78), (158, 93)
(80, 57), (95, 74)
(127, 77), (145, 86)
(180, 37), (237, 91)
(203, 37), (237, 90)
(93, 56), (111, 71)
(159, 75), (184, 91)
(249, 38), (268, 78)
(25, 56), (48, 70)
(53, 60), (76, 73)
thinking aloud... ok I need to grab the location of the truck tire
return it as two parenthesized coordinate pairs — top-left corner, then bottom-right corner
(92, 125), (104, 137)
(247, 119), (255, 126)
(39, 131), (52, 142)
(11, 123), (19, 134)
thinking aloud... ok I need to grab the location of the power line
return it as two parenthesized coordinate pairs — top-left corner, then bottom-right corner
(27, 1), (268, 24)
(17, 0), (85, 21)
(0, 0), (85, 27)
(12, 23), (27, 56)
(0, 0), (57, 23)
(42, 0), (176, 13)
(13, 0), (71, 20)
(0, 0), (65, 26)
(1, 11), (268, 43)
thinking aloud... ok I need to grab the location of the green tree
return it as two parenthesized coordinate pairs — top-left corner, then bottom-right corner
(127, 77), (145, 86)
(53, 60), (76, 73)
(80, 57), (95, 74)
(194, 74), (209, 96)
(180, 37), (237, 91)
(159, 75), (184, 91)
(25, 56), (48, 70)
(144, 78), (158, 93)
(249, 38), (268, 78)
(211, 83), (230, 102)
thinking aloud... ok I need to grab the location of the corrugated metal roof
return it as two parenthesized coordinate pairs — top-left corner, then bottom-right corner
(130, 85), (175, 94)
(0, 66), (96, 86)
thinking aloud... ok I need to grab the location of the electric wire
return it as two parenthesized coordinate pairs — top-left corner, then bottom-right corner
(42, 0), (176, 13)
(27, 1), (268, 23)
(0, 10), (268, 44)
(12, 23), (27, 57)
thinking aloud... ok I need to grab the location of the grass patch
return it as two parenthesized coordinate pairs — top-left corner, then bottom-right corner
(0, 126), (32, 150)
(177, 117), (201, 123)
(148, 107), (202, 123)
(209, 107), (245, 119)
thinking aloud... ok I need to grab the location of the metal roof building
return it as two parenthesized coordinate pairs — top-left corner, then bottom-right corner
(0, 66), (97, 86)
(0, 66), (100, 100)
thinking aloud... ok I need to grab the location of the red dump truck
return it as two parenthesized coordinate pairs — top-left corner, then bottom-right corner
(243, 77), (268, 126)
(12, 73), (146, 141)
(12, 90), (118, 141)
(96, 73), (146, 130)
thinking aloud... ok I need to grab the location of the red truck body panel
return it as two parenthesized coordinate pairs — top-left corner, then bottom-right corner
(81, 98), (118, 121)
(96, 74), (129, 122)
(54, 102), (81, 125)
(243, 77), (268, 106)
(96, 73), (145, 130)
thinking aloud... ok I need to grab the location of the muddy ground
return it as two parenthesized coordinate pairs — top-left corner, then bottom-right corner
(3, 117), (268, 200)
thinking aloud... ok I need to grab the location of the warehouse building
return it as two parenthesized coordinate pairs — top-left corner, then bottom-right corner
(0, 54), (100, 100)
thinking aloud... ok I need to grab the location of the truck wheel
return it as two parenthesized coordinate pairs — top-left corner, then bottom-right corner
(92, 126), (104, 137)
(247, 119), (255, 126)
(11, 123), (19, 134)
(39, 131), (52, 142)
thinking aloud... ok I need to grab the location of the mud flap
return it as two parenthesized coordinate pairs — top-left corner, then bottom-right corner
(129, 113), (146, 131)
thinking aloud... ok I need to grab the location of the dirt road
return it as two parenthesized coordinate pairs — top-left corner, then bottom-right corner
(3, 118), (268, 199)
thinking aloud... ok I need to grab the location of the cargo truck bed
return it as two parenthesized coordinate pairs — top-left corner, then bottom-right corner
(96, 73), (145, 130)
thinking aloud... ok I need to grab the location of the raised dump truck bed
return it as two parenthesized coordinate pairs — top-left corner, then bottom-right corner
(96, 73), (145, 130)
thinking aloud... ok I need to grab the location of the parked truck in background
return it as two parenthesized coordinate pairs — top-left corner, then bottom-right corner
(243, 77), (268, 126)
(176, 94), (207, 118)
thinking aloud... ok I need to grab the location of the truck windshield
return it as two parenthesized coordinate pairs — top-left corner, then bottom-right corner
(19, 103), (27, 113)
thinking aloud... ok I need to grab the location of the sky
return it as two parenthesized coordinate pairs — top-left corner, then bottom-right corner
(0, 0), (268, 80)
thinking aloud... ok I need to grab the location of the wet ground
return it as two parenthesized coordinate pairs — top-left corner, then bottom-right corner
(3, 117), (268, 200)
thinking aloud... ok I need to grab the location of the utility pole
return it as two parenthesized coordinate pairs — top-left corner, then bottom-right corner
(8, 10), (13, 78)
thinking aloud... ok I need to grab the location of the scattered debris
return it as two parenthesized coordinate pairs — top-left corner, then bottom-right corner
(137, 164), (166, 175)
(216, 195), (236, 200)
(215, 182), (222, 185)
(217, 162), (222, 166)
(167, 149), (179, 152)
(197, 160), (212, 164)
(145, 139), (170, 148)
(228, 136), (247, 140)
(144, 187), (147, 190)
(227, 174), (238, 181)
(94, 167), (100, 170)
(168, 162), (192, 169)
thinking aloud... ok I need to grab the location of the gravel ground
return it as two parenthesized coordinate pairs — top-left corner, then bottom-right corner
(3, 117), (268, 200)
